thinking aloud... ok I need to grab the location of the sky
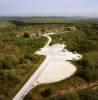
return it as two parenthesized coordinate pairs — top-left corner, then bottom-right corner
(0, 0), (98, 17)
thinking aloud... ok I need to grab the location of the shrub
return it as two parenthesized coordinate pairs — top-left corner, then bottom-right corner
(79, 89), (98, 100)
(23, 32), (29, 38)
(40, 88), (52, 97)
(1, 55), (19, 69)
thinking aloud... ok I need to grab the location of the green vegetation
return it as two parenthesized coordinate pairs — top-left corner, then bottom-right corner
(24, 21), (98, 100)
(76, 51), (98, 82)
(44, 88), (98, 100)
(0, 21), (48, 99)
(50, 28), (98, 83)
(0, 18), (98, 100)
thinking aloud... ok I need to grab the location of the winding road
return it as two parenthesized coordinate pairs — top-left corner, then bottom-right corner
(13, 34), (54, 100)
(13, 32), (82, 100)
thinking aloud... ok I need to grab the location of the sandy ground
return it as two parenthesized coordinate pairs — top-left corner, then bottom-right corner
(13, 33), (82, 100)
(37, 60), (77, 84)
(35, 43), (82, 84)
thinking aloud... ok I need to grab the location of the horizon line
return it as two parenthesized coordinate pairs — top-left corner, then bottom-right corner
(0, 16), (98, 18)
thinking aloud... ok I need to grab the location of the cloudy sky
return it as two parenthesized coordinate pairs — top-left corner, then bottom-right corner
(0, 0), (98, 17)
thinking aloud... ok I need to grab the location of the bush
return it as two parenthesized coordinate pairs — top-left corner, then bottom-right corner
(40, 88), (52, 97)
(0, 55), (19, 69)
(79, 89), (98, 100)
(23, 32), (29, 38)
(24, 91), (33, 100)
(47, 93), (79, 100)
(65, 93), (80, 100)
(24, 53), (34, 61)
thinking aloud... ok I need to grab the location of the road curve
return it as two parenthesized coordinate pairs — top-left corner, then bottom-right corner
(43, 35), (52, 48)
